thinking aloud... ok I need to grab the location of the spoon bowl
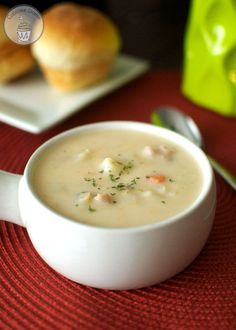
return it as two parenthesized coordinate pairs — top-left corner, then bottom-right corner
(151, 107), (236, 190)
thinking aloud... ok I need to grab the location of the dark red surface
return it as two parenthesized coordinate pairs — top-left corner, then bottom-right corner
(0, 71), (236, 330)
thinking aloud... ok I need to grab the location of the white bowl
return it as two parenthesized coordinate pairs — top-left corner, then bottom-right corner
(0, 121), (216, 290)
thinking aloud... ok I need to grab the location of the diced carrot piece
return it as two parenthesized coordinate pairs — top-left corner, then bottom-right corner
(146, 174), (166, 184)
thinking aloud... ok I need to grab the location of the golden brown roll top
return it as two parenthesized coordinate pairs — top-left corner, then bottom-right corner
(31, 3), (121, 91)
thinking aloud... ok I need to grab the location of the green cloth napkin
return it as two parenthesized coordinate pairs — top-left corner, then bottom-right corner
(182, 0), (236, 117)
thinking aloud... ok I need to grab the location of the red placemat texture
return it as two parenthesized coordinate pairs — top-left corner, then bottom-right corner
(0, 71), (236, 330)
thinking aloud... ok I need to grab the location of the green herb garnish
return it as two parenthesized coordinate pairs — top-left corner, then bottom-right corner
(88, 205), (96, 212)
(123, 160), (134, 171)
(92, 178), (97, 187)
(119, 160), (134, 176)
(130, 178), (136, 185)
(112, 177), (137, 191)
(109, 174), (120, 182)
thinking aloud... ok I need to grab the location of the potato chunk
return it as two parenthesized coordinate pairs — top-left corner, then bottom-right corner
(100, 157), (123, 174)
(77, 191), (93, 204)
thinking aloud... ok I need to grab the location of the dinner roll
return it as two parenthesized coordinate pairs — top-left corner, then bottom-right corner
(0, 6), (35, 84)
(31, 3), (121, 91)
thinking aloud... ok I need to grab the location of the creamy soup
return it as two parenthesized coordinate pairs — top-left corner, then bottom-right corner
(32, 130), (203, 228)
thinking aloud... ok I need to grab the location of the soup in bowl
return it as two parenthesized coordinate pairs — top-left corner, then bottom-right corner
(0, 121), (216, 290)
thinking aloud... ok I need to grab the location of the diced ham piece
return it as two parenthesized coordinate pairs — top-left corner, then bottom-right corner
(158, 145), (173, 160)
(141, 145), (174, 160)
(94, 193), (112, 204)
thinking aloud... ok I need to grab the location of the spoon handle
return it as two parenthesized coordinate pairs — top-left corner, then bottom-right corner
(207, 155), (236, 190)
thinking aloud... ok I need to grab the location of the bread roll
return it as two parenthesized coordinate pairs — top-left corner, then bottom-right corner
(31, 3), (121, 91)
(0, 6), (35, 84)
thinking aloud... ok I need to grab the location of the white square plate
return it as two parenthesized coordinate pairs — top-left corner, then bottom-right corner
(0, 54), (149, 133)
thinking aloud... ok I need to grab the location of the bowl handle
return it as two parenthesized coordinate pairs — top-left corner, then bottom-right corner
(0, 170), (24, 226)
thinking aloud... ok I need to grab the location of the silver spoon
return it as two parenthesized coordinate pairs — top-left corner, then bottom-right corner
(151, 106), (236, 190)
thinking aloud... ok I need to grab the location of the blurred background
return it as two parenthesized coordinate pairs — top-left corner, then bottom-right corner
(2, 0), (190, 69)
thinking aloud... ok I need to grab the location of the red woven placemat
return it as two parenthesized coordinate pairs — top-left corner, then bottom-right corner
(0, 71), (236, 330)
